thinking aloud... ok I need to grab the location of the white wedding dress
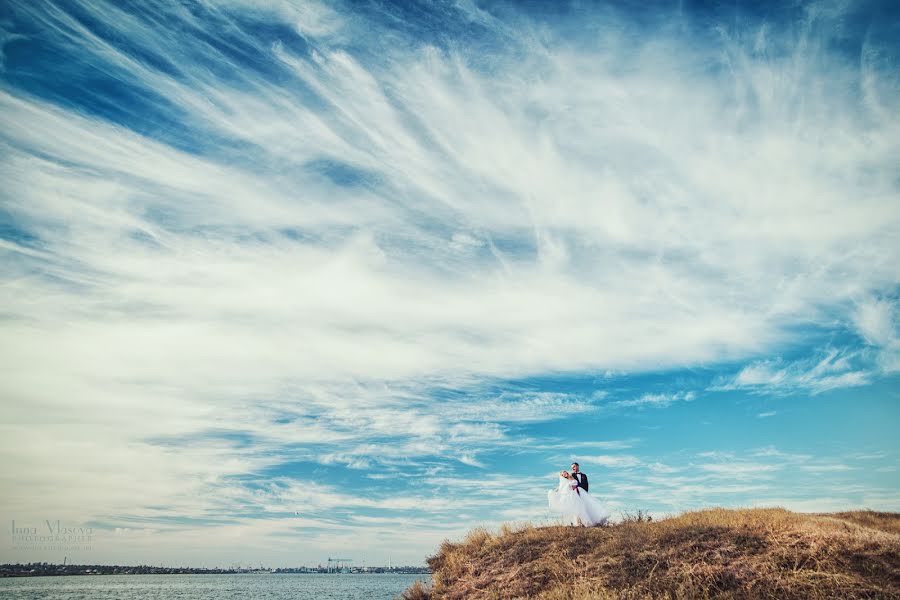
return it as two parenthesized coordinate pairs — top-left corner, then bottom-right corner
(547, 475), (610, 526)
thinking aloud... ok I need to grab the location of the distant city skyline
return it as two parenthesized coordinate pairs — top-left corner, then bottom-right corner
(1, 0), (898, 567)
(0, 560), (431, 574)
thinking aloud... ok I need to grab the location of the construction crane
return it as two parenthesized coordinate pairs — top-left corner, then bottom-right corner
(326, 557), (353, 573)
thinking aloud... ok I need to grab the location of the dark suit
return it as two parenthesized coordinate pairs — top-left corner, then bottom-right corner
(572, 471), (588, 493)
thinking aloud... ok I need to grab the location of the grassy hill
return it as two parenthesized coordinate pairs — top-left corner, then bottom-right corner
(401, 508), (900, 599)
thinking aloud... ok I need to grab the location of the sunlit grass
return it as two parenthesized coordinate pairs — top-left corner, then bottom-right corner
(400, 508), (900, 599)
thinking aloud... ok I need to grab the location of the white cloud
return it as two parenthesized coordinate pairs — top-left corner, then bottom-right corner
(592, 446), (900, 515)
(580, 455), (642, 468)
(852, 452), (887, 460)
(0, 0), (898, 565)
(700, 462), (780, 477)
(750, 446), (811, 461)
(853, 297), (900, 373)
(459, 454), (486, 468)
(646, 462), (682, 474)
(572, 440), (637, 451)
(610, 391), (696, 409)
(713, 348), (872, 395)
(293, 1), (345, 40)
(799, 464), (855, 473)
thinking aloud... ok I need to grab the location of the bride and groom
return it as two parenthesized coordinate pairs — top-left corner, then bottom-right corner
(547, 462), (610, 526)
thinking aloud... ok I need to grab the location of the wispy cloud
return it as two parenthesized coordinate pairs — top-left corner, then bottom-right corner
(1, 0), (898, 565)
(854, 297), (900, 374)
(608, 391), (696, 410)
(580, 455), (642, 468)
(711, 348), (871, 395)
(700, 462), (780, 477)
(799, 464), (855, 473)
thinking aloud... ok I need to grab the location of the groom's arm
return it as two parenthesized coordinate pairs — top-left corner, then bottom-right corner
(582, 474), (589, 492)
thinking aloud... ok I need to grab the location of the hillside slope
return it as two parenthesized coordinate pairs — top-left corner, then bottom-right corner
(408, 508), (900, 599)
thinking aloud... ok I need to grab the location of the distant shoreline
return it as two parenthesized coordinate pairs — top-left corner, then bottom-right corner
(1, 564), (431, 578)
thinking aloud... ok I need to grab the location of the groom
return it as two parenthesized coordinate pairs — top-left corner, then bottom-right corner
(571, 462), (588, 493)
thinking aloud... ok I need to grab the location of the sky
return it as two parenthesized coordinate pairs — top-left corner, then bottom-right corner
(1, 0), (899, 568)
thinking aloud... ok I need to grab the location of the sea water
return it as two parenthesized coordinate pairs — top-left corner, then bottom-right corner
(0, 572), (430, 599)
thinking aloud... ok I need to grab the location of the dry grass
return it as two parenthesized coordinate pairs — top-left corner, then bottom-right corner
(399, 579), (432, 600)
(404, 508), (900, 599)
(822, 510), (900, 536)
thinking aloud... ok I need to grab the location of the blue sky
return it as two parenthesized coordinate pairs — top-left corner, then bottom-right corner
(1, 0), (899, 568)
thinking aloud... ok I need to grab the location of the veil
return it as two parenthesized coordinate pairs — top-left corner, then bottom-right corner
(549, 474), (578, 515)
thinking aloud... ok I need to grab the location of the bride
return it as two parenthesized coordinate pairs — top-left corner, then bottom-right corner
(548, 470), (610, 526)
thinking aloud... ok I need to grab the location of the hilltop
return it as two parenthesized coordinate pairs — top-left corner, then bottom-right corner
(401, 508), (900, 599)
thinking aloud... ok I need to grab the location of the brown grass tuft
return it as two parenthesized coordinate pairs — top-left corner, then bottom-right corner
(397, 579), (431, 600)
(404, 508), (900, 599)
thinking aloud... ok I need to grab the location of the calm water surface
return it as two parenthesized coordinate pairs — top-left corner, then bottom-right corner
(0, 573), (431, 599)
